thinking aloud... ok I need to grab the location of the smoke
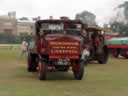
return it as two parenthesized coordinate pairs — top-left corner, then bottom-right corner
(118, 1), (128, 23)
(107, 0), (127, 24)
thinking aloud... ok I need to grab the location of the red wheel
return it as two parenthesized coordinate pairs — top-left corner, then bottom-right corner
(112, 50), (117, 57)
(124, 51), (128, 58)
(38, 60), (47, 80)
(72, 61), (84, 80)
(112, 49), (119, 58)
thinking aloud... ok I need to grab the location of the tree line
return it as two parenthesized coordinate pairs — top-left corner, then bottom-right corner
(0, 33), (33, 44)
(1, 1), (128, 44)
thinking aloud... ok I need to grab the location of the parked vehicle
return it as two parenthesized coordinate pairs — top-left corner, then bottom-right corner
(85, 26), (109, 64)
(106, 37), (128, 58)
(27, 19), (88, 80)
(104, 32), (120, 40)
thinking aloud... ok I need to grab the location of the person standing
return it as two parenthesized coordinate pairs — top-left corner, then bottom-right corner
(21, 40), (28, 56)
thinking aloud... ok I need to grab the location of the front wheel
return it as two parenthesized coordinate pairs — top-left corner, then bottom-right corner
(72, 60), (84, 80)
(97, 47), (108, 64)
(38, 59), (47, 80)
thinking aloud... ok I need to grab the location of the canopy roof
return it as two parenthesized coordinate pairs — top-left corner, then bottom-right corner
(87, 25), (112, 32)
(106, 37), (128, 45)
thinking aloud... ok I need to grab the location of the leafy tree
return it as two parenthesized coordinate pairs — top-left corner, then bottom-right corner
(75, 10), (97, 25)
(107, 1), (128, 36)
(118, 1), (128, 22)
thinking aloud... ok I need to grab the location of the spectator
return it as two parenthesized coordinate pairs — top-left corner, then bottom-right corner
(21, 40), (28, 56)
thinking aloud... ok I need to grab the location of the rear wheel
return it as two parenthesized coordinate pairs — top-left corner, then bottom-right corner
(27, 53), (37, 72)
(121, 49), (128, 58)
(38, 59), (47, 80)
(97, 47), (108, 64)
(112, 49), (120, 58)
(72, 60), (84, 80)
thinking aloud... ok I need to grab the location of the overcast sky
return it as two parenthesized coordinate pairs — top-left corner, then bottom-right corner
(0, 0), (125, 25)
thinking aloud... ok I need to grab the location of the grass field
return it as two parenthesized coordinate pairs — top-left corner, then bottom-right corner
(0, 45), (128, 96)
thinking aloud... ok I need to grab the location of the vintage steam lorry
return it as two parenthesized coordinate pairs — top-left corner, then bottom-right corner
(27, 19), (88, 80)
(27, 19), (109, 80)
(85, 26), (109, 64)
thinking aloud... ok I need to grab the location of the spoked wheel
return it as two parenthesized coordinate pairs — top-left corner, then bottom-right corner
(38, 60), (47, 80)
(27, 53), (37, 72)
(112, 49), (120, 58)
(72, 60), (84, 80)
(123, 50), (128, 58)
(98, 47), (108, 64)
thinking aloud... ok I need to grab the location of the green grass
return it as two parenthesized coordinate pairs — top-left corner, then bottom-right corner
(0, 44), (128, 96)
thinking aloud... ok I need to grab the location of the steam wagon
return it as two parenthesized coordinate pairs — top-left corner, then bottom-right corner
(27, 19), (88, 80)
(84, 26), (109, 64)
